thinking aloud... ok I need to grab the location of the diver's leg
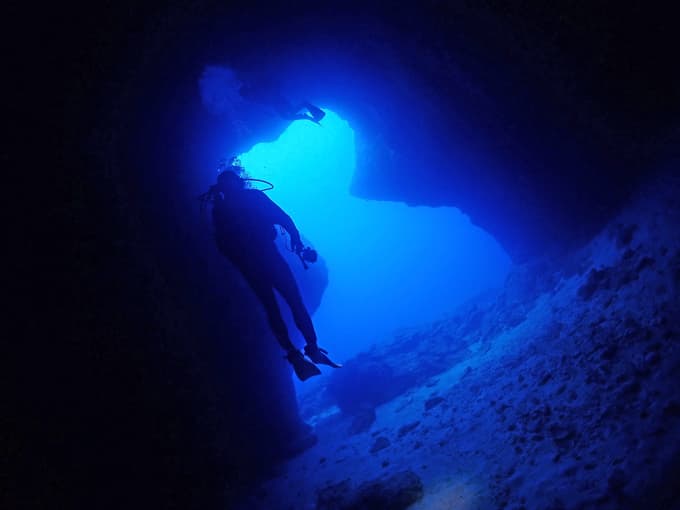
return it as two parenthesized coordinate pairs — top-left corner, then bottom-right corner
(274, 97), (313, 121)
(248, 279), (297, 352)
(271, 253), (343, 369)
(248, 277), (321, 380)
(284, 101), (323, 123)
(271, 255), (318, 348)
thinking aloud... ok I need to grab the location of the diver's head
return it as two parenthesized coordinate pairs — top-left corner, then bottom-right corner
(216, 169), (245, 192)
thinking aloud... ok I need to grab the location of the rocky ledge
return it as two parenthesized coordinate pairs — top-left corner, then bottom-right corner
(238, 169), (680, 510)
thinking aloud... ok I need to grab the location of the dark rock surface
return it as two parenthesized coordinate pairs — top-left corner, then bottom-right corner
(369, 436), (391, 454)
(249, 171), (680, 509)
(316, 470), (424, 510)
(348, 408), (377, 436)
(327, 354), (418, 414)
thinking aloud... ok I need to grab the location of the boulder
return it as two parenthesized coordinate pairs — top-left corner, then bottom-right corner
(316, 470), (424, 510)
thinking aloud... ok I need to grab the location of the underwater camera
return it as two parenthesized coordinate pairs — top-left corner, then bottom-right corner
(297, 246), (318, 269)
(300, 246), (317, 263)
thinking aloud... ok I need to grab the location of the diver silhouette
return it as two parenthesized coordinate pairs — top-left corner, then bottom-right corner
(239, 83), (326, 124)
(203, 160), (340, 381)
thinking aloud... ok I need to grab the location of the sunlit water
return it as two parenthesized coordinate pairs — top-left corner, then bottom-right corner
(239, 110), (511, 361)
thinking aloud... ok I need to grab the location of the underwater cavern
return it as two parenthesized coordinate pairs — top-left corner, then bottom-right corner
(21, 2), (680, 509)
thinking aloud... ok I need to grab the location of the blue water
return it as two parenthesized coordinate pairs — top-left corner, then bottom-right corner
(238, 110), (511, 361)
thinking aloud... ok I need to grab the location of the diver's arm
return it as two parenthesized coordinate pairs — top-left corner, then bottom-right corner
(277, 212), (303, 252)
(258, 192), (303, 250)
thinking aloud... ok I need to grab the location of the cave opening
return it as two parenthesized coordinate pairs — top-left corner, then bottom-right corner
(232, 108), (512, 363)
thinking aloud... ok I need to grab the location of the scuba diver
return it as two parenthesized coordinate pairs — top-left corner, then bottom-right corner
(239, 83), (326, 124)
(201, 159), (341, 381)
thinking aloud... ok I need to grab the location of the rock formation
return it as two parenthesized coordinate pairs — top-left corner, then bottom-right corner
(251, 168), (680, 510)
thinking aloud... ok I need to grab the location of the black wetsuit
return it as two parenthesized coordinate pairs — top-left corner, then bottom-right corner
(212, 189), (317, 352)
(239, 84), (325, 123)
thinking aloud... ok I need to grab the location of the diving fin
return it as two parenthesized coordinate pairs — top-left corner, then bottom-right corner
(286, 350), (322, 381)
(303, 102), (326, 124)
(304, 345), (342, 368)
